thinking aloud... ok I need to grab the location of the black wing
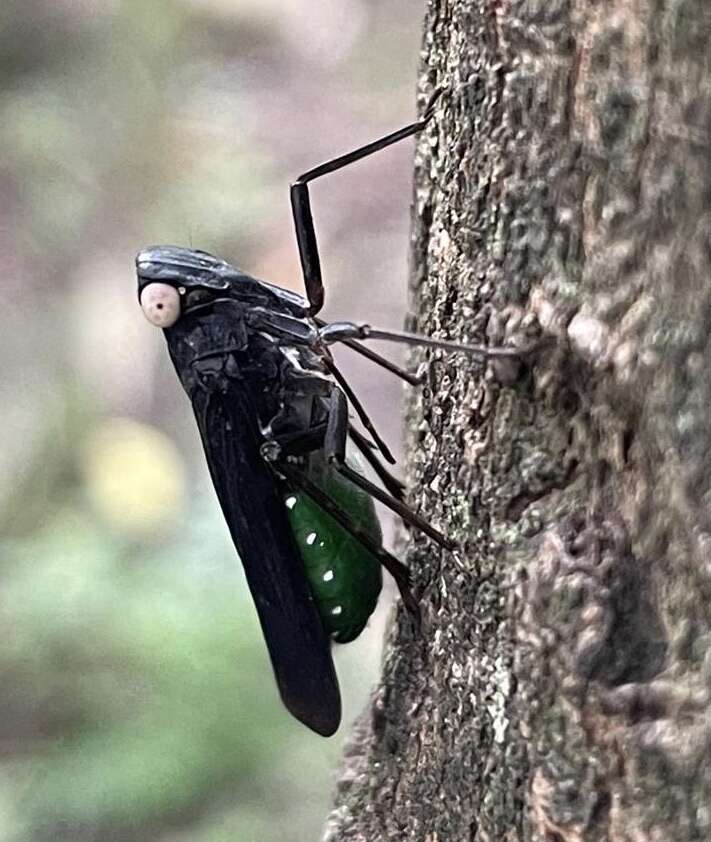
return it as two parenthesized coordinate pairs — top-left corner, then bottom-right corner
(189, 385), (341, 736)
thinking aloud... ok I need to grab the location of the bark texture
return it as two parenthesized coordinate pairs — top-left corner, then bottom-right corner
(324, 1), (711, 840)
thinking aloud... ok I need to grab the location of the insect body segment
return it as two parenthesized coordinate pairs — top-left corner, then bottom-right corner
(286, 454), (382, 644)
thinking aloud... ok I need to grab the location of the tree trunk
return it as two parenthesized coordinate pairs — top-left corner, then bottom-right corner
(324, 1), (711, 839)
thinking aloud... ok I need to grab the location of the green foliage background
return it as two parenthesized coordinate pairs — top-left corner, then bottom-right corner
(0, 1), (419, 839)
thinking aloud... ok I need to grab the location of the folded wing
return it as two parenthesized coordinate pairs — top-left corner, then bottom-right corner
(190, 386), (341, 736)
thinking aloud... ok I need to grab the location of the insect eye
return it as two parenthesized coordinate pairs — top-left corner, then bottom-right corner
(184, 288), (214, 308)
(140, 283), (181, 327)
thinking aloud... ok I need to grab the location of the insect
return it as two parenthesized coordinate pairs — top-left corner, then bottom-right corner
(136, 90), (525, 735)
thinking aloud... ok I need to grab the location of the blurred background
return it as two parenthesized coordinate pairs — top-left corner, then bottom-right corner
(0, 1), (423, 840)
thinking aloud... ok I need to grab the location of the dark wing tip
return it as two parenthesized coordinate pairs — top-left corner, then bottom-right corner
(280, 683), (341, 737)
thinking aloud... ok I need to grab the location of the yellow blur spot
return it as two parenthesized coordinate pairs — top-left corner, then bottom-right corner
(82, 417), (185, 536)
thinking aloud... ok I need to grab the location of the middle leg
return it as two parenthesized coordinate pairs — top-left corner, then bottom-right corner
(324, 387), (453, 551)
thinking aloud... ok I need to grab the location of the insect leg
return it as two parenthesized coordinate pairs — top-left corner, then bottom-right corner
(277, 461), (419, 618)
(322, 357), (395, 464)
(323, 387), (453, 550)
(314, 318), (421, 386)
(291, 89), (443, 316)
(320, 380), (408, 501)
(339, 338), (422, 385)
(335, 460), (453, 551)
(348, 425), (406, 501)
(318, 320), (546, 358)
(324, 387), (348, 463)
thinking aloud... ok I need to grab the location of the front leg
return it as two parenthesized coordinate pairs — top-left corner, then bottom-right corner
(290, 89), (443, 316)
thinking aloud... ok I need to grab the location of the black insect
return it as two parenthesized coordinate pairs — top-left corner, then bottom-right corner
(136, 91), (525, 735)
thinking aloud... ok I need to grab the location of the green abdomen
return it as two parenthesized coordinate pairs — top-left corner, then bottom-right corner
(285, 455), (382, 643)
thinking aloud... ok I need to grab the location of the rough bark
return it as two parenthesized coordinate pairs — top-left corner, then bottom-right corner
(324, 1), (711, 840)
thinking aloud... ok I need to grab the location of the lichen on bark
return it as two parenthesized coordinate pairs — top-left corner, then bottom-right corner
(324, 1), (711, 840)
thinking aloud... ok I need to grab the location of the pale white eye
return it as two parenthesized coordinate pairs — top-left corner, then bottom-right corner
(140, 283), (181, 327)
